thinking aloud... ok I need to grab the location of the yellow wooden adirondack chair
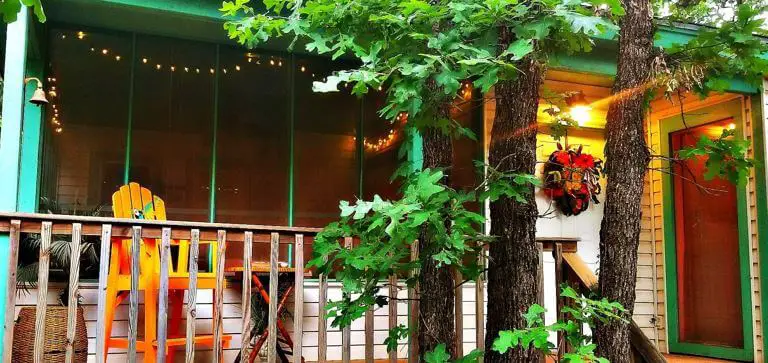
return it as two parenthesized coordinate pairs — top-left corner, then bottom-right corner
(103, 182), (231, 362)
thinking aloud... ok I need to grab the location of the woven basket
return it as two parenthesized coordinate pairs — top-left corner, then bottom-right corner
(12, 306), (88, 363)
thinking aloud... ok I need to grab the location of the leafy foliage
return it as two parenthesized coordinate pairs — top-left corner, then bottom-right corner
(307, 166), (537, 328)
(0, 0), (45, 23)
(422, 343), (484, 363)
(222, 0), (620, 131)
(17, 198), (102, 305)
(652, 2), (768, 95)
(678, 128), (756, 185)
(491, 286), (626, 362)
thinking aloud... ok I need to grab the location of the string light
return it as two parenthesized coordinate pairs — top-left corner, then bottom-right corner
(363, 112), (407, 151)
(58, 30), (331, 82)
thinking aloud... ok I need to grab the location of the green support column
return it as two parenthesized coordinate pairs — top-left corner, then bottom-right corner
(0, 6), (30, 354)
(408, 127), (423, 172)
(17, 59), (44, 212)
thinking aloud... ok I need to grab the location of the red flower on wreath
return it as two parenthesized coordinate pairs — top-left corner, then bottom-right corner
(542, 143), (603, 216)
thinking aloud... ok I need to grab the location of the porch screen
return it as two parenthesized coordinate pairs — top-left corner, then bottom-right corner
(39, 29), (131, 213)
(216, 47), (290, 226)
(293, 56), (359, 227)
(671, 119), (744, 348)
(40, 27), (485, 236)
(130, 35), (214, 222)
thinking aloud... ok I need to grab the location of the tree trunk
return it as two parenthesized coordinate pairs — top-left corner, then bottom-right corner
(418, 119), (457, 357)
(484, 55), (545, 363)
(594, 0), (653, 359)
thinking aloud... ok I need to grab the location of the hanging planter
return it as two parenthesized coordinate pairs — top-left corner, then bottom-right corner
(543, 143), (603, 216)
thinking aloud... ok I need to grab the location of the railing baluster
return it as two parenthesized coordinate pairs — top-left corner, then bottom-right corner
(213, 230), (227, 363)
(454, 269), (464, 358)
(2, 220), (21, 363)
(64, 223), (82, 363)
(318, 254), (328, 363)
(186, 229), (200, 363)
(554, 242), (565, 359)
(293, 234), (305, 363)
(389, 274), (398, 363)
(342, 237), (353, 363)
(33, 222), (52, 363)
(475, 246), (486, 362)
(241, 231), (254, 360)
(156, 227), (172, 363)
(365, 305), (374, 363)
(536, 242), (544, 363)
(95, 224), (112, 363)
(267, 232), (280, 363)
(408, 241), (419, 363)
(128, 226), (141, 363)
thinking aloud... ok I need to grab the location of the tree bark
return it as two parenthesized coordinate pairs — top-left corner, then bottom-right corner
(594, 0), (653, 360)
(418, 115), (457, 358)
(484, 55), (545, 363)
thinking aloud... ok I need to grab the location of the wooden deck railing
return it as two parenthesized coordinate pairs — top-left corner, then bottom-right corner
(0, 212), (597, 363)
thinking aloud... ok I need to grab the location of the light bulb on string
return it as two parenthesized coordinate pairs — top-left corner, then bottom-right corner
(101, 49), (108, 55)
(77, 31), (85, 39)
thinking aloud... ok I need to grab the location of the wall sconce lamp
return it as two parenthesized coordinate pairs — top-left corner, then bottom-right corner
(565, 91), (591, 126)
(24, 77), (49, 106)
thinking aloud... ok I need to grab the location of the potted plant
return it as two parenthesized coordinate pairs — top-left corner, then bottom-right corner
(12, 198), (103, 362)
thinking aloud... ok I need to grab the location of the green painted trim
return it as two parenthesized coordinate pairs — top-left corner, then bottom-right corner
(0, 7), (31, 355)
(358, 97), (365, 197)
(123, 33), (136, 184)
(753, 89), (768, 362)
(408, 127), (423, 172)
(661, 100), (755, 361)
(287, 53), (296, 267)
(18, 59), (45, 212)
(209, 44), (220, 223)
(288, 53), (296, 228)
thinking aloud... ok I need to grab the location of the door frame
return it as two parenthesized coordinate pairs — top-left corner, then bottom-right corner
(661, 99), (754, 361)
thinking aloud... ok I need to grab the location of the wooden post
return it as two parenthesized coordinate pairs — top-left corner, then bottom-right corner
(293, 234), (305, 363)
(553, 242), (565, 360)
(128, 226), (141, 362)
(365, 306), (374, 363)
(536, 242), (544, 363)
(33, 222), (52, 363)
(64, 223), (82, 363)
(408, 241), (419, 363)
(2, 220), (21, 363)
(156, 228), (171, 363)
(213, 230), (227, 363)
(186, 229), (200, 363)
(266, 232), (280, 363)
(318, 255), (328, 363)
(454, 269), (464, 358)
(388, 274), (398, 363)
(95, 224), (112, 363)
(475, 246), (485, 363)
(342, 237), (352, 363)
(241, 231), (254, 360)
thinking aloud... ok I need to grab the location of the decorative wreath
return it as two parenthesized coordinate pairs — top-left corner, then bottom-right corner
(542, 143), (603, 216)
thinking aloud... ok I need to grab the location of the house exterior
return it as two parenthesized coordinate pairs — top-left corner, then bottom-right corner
(0, 1), (766, 362)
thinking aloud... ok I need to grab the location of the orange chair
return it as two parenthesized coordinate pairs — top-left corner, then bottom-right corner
(103, 182), (231, 362)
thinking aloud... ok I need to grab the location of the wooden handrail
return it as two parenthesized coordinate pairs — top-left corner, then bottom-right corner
(0, 211), (323, 233)
(560, 251), (667, 363)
